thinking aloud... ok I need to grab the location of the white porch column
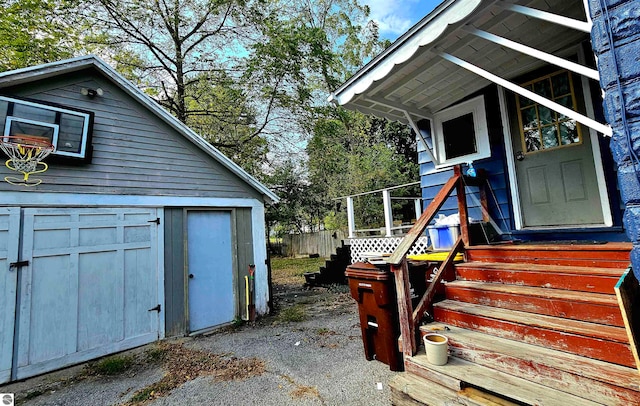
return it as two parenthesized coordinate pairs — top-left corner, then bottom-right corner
(383, 189), (393, 237)
(346, 196), (356, 238)
(414, 198), (422, 222)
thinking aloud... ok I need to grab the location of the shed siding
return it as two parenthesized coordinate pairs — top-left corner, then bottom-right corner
(419, 85), (513, 231)
(163, 208), (186, 337)
(0, 69), (261, 200)
(235, 208), (254, 320)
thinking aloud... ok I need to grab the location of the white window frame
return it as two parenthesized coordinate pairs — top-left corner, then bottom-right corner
(433, 95), (490, 168)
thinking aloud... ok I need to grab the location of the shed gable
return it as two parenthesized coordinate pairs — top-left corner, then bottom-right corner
(0, 68), (261, 200)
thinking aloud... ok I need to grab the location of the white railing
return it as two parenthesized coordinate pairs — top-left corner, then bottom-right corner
(348, 236), (431, 263)
(340, 182), (422, 238)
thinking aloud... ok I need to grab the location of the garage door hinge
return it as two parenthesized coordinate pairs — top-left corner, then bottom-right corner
(148, 304), (161, 312)
(9, 260), (29, 270)
(148, 217), (160, 225)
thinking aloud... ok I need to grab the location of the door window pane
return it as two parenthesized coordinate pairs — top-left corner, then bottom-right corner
(517, 70), (582, 154)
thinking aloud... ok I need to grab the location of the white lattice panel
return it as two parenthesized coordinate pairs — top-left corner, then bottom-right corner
(347, 236), (431, 263)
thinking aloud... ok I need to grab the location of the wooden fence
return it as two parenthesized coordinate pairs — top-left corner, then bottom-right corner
(282, 230), (348, 258)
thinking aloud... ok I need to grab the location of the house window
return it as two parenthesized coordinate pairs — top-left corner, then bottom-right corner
(433, 95), (489, 167)
(0, 95), (93, 161)
(517, 70), (581, 154)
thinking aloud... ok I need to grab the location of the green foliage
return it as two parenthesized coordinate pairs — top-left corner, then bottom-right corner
(307, 108), (419, 230)
(0, 0), (83, 71)
(85, 354), (135, 376)
(271, 256), (326, 275)
(278, 304), (307, 323)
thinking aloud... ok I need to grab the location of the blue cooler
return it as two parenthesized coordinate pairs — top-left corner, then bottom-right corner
(427, 225), (461, 251)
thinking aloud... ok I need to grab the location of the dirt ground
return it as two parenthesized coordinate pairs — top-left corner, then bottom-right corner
(1, 257), (398, 406)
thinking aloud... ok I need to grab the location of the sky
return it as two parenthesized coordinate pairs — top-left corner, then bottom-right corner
(361, 0), (443, 41)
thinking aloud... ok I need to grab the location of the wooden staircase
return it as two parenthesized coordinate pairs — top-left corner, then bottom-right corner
(391, 242), (640, 406)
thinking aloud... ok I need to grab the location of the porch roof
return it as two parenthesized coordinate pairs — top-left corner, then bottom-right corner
(328, 0), (607, 134)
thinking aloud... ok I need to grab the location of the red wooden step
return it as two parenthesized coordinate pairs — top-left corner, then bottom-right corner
(444, 280), (624, 326)
(465, 242), (631, 268)
(433, 300), (635, 368)
(455, 262), (623, 294)
(418, 323), (640, 406)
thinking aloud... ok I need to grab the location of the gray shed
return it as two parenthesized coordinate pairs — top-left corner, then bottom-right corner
(0, 55), (278, 383)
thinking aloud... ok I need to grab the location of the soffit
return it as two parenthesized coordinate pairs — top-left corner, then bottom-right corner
(330, 0), (590, 123)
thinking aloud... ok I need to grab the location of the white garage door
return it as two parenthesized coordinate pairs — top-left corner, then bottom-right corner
(0, 208), (20, 384)
(2, 207), (161, 381)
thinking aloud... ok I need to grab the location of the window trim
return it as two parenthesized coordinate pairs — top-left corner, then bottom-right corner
(0, 95), (93, 160)
(433, 95), (490, 168)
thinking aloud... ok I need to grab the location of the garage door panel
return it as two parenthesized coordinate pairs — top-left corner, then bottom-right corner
(79, 227), (117, 246)
(34, 229), (71, 250)
(21, 255), (75, 365)
(16, 207), (160, 379)
(125, 249), (156, 338)
(0, 208), (20, 384)
(78, 250), (125, 351)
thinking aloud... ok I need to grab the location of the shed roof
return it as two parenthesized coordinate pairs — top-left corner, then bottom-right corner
(0, 55), (279, 203)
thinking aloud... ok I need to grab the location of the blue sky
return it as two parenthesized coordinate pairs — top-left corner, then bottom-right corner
(361, 0), (442, 41)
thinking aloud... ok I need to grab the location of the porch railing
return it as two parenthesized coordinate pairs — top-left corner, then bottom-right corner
(388, 165), (487, 357)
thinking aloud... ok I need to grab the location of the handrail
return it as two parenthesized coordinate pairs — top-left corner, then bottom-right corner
(412, 237), (465, 323)
(388, 165), (484, 358)
(388, 168), (463, 265)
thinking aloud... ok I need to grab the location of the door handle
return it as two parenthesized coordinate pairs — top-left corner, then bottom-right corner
(515, 151), (525, 161)
(189, 273), (194, 279)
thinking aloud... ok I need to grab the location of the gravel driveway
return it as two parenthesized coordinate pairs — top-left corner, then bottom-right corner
(2, 285), (398, 406)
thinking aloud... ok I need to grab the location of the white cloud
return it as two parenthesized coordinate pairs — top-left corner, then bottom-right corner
(362, 0), (440, 40)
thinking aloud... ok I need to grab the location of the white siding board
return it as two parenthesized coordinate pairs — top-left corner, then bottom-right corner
(0, 208), (19, 383)
(0, 69), (261, 200)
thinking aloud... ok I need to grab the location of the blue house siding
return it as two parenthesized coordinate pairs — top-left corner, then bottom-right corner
(419, 85), (513, 236)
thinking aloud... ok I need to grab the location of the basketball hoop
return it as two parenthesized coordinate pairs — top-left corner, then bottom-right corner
(0, 135), (54, 186)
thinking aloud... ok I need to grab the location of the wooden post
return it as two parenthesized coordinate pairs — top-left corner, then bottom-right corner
(455, 165), (470, 246)
(477, 169), (489, 223)
(391, 258), (416, 358)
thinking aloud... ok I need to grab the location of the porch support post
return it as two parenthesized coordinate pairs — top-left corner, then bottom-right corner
(438, 51), (613, 136)
(414, 198), (422, 223)
(391, 259), (416, 358)
(383, 189), (393, 237)
(455, 165), (470, 246)
(404, 111), (438, 164)
(346, 196), (356, 239)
